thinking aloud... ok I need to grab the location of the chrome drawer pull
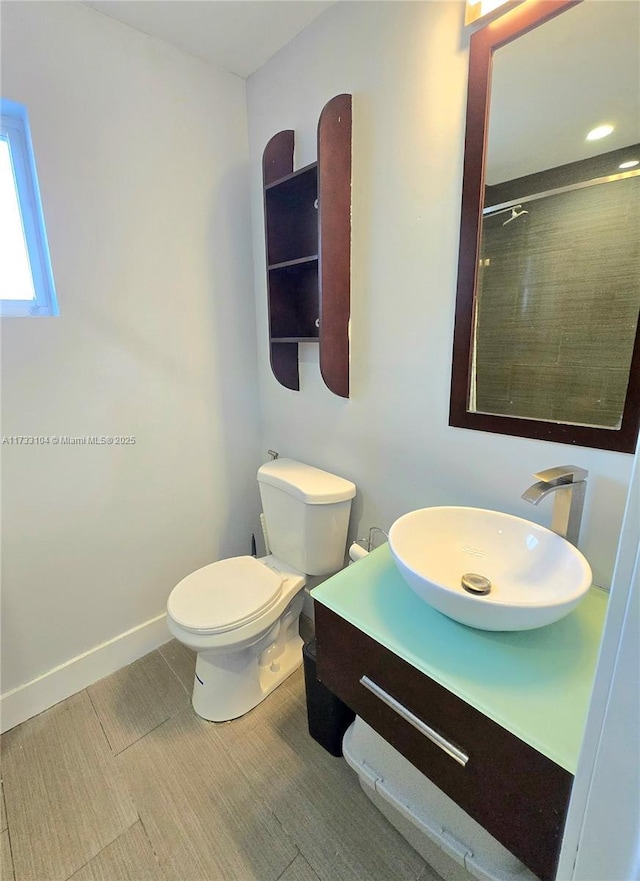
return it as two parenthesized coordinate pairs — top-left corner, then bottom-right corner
(359, 675), (469, 767)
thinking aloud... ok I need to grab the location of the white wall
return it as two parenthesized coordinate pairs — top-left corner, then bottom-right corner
(246, 1), (634, 588)
(0, 3), (261, 701)
(558, 446), (640, 880)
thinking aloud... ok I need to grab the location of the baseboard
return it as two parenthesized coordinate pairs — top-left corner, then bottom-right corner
(0, 613), (171, 733)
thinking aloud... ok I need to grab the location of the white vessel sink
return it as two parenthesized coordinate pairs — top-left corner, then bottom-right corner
(388, 507), (592, 631)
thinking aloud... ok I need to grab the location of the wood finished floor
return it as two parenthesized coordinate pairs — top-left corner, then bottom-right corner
(0, 633), (440, 881)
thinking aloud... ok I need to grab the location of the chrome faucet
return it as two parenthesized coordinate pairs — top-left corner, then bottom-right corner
(521, 465), (588, 547)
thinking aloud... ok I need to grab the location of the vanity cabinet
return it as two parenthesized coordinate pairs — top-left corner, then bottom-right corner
(262, 94), (351, 397)
(314, 603), (573, 881)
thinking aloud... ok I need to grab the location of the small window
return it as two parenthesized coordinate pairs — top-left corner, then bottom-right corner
(1, 99), (58, 316)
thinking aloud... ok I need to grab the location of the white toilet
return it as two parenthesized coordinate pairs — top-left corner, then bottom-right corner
(166, 458), (356, 722)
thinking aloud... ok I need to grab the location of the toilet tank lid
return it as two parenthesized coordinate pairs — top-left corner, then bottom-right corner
(258, 458), (356, 504)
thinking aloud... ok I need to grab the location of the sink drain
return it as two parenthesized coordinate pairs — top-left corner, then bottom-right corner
(461, 573), (492, 595)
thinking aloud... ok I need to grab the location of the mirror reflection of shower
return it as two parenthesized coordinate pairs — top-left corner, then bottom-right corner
(474, 168), (639, 429)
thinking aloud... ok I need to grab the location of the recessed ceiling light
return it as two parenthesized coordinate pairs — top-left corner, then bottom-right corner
(619, 159), (639, 169)
(586, 124), (614, 141)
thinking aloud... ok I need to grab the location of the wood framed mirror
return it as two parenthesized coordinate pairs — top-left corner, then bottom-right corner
(450, 0), (640, 452)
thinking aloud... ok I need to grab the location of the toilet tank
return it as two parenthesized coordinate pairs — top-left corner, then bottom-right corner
(258, 459), (356, 576)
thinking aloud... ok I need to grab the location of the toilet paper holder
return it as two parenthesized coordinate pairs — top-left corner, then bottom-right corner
(349, 526), (388, 563)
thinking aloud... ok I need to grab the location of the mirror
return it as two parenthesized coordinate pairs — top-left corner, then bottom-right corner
(450, 0), (640, 452)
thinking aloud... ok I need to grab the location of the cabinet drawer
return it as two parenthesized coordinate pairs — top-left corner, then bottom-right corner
(315, 604), (572, 881)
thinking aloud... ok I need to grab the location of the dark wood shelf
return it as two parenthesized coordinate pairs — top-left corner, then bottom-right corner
(268, 255), (318, 271)
(265, 161), (318, 191)
(271, 336), (319, 344)
(262, 95), (351, 396)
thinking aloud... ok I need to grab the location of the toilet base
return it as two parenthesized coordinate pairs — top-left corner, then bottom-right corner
(191, 596), (304, 722)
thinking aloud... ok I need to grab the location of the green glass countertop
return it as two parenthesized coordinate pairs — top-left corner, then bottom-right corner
(311, 544), (608, 773)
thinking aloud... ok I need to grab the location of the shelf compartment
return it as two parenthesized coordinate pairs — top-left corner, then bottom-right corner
(264, 164), (318, 266)
(268, 261), (319, 341)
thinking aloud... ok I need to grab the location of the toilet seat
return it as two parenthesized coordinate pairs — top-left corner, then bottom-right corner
(168, 556), (283, 635)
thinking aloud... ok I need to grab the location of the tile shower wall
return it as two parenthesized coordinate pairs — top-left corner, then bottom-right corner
(475, 175), (639, 427)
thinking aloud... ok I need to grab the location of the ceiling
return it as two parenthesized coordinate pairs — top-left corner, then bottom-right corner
(82, 2), (639, 180)
(83, 0), (335, 78)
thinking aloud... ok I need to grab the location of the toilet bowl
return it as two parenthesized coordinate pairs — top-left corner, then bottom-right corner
(167, 554), (306, 721)
(166, 458), (356, 722)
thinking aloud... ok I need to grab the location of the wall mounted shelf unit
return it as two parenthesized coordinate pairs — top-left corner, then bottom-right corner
(262, 94), (352, 397)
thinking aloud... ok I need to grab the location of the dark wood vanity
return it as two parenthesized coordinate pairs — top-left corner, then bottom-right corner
(315, 603), (570, 881)
(311, 546), (607, 881)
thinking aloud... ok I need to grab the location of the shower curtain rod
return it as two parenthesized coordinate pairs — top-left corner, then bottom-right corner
(483, 167), (639, 216)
